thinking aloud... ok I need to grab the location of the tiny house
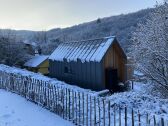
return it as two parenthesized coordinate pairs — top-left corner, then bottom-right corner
(24, 55), (49, 75)
(49, 36), (128, 91)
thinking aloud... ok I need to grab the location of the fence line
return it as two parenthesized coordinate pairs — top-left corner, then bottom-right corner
(0, 71), (166, 126)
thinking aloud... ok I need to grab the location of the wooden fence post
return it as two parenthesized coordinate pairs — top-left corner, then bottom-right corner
(103, 99), (105, 126)
(153, 115), (156, 126)
(119, 106), (121, 126)
(161, 118), (164, 126)
(58, 87), (60, 115)
(50, 84), (53, 110)
(38, 80), (41, 104)
(108, 101), (111, 126)
(66, 88), (68, 119)
(146, 113), (149, 125)
(41, 80), (43, 104)
(83, 93), (85, 126)
(125, 106), (127, 126)
(47, 83), (50, 108)
(114, 105), (116, 126)
(132, 108), (134, 126)
(138, 110), (141, 126)
(98, 98), (101, 126)
(72, 90), (74, 121)
(131, 81), (134, 90)
(53, 86), (57, 113)
(55, 86), (58, 113)
(90, 95), (92, 126)
(75, 92), (77, 125)
(62, 89), (65, 118)
(68, 89), (71, 120)
(78, 92), (81, 125)
(86, 94), (88, 126)
(34, 79), (36, 102)
(94, 97), (96, 126)
(38, 80), (40, 105)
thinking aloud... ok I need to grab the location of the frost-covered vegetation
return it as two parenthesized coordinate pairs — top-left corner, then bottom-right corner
(0, 7), (155, 68)
(108, 82), (168, 118)
(0, 8), (154, 68)
(46, 8), (152, 53)
(0, 30), (30, 66)
(131, 2), (168, 96)
(0, 8), (153, 55)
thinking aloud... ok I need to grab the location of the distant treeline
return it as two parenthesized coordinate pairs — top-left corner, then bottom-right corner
(0, 8), (153, 56)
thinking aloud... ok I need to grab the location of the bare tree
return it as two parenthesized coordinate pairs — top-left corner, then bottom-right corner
(131, 3), (168, 93)
(0, 29), (29, 66)
(34, 30), (48, 44)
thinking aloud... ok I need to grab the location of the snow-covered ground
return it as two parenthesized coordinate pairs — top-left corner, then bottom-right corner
(108, 82), (168, 120)
(0, 90), (74, 126)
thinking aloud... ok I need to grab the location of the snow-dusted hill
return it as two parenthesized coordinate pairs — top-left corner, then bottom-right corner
(0, 90), (74, 126)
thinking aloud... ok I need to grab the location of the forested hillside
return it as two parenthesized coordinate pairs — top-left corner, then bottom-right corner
(9, 8), (154, 54)
(47, 8), (153, 53)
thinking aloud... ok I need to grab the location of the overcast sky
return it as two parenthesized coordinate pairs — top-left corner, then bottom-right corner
(0, 0), (162, 31)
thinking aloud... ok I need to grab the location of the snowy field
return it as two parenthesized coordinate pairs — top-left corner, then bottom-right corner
(0, 90), (74, 126)
(108, 82), (168, 120)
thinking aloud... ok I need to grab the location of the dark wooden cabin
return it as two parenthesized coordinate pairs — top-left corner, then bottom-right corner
(49, 36), (128, 91)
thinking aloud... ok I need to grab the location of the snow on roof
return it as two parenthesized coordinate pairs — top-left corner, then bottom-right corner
(24, 55), (49, 68)
(49, 36), (115, 62)
(23, 40), (37, 47)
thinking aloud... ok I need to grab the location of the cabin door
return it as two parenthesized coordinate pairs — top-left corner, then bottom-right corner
(105, 68), (118, 90)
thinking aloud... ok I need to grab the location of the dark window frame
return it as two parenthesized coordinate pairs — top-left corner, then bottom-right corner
(64, 66), (74, 74)
(64, 66), (69, 73)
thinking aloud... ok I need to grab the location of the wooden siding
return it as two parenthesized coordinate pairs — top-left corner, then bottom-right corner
(103, 41), (127, 83)
(38, 67), (49, 75)
(26, 60), (49, 75)
(49, 37), (128, 91)
(38, 60), (49, 75)
(49, 60), (104, 91)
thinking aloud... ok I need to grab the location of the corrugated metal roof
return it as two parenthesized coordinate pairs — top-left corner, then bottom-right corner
(24, 55), (49, 68)
(49, 36), (115, 62)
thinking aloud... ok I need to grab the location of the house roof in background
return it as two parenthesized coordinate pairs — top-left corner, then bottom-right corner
(24, 55), (49, 68)
(49, 36), (116, 63)
(23, 40), (37, 47)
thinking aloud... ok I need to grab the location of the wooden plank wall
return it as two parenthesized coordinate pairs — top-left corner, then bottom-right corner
(104, 42), (127, 82)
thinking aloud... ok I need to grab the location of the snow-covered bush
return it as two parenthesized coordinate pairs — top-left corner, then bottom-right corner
(131, 2), (168, 95)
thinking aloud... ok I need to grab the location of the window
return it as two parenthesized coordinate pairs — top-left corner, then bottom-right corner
(64, 66), (73, 74)
(64, 66), (69, 73)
